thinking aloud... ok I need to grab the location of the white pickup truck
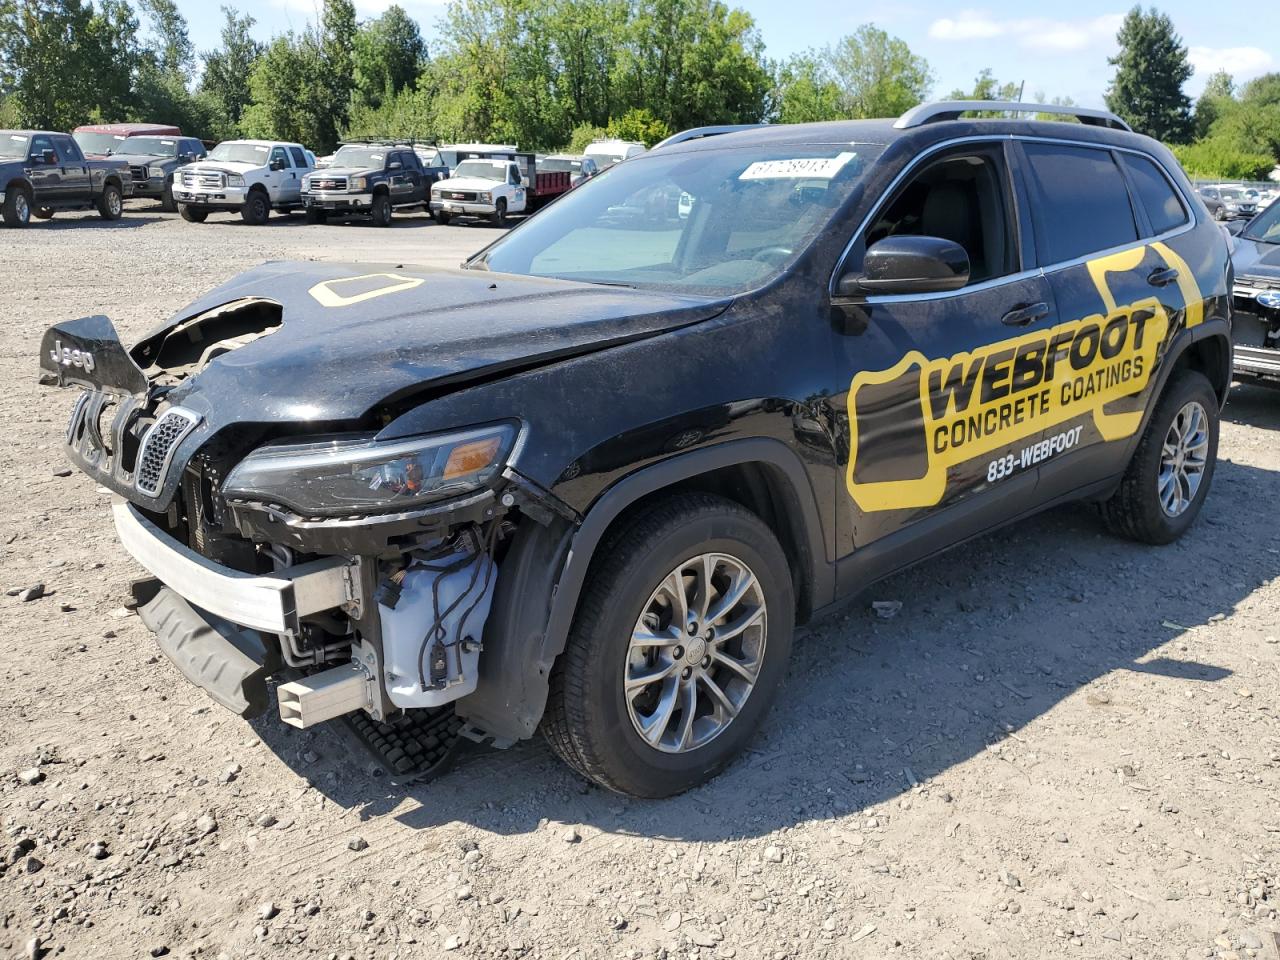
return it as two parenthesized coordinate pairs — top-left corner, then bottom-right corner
(429, 154), (572, 226)
(173, 139), (314, 225)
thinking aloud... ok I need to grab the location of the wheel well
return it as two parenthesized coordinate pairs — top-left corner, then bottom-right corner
(248, 184), (268, 195)
(373, 184), (390, 196)
(104, 175), (120, 189)
(1174, 334), (1230, 404)
(5, 178), (31, 196)
(587, 461), (817, 623)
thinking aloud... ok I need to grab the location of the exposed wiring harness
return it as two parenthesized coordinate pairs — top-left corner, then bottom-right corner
(413, 522), (500, 692)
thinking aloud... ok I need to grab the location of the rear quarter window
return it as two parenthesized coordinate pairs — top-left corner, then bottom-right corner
(1122, 153), (1188, 235)
(1022, 142), (1138, 264)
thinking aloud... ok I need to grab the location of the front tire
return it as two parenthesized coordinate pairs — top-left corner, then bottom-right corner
(160, 182), (177, 213)
(304, 208), (328, 225)
(490, 198), (507, 227)
(240, 190), (270, 225)
(2, 187), (30, 227)
(370, 193), (392, 227)
(542, 494), (794, 797)
(178, 204), (208, 223)
(435, 211), (451, 225)
(1101, 370), (1219, 544)
(96, 182), (123, 220)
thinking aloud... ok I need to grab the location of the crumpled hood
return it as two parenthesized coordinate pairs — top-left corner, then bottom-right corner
(142, 261), (729, 428)
(1233, 238), (1280, 281)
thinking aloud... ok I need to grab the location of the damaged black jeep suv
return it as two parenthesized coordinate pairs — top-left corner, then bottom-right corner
(40, 101), (1233, 797)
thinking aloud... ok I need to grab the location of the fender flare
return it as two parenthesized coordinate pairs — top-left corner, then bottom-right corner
(456, 437), (832, 743)
(5, 176), (33, 197)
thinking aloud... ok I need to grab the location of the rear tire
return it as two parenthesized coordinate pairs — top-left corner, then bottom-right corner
(1101, 370), (1219, 545)
(370, 193), (392, 227)
(96, 182), (123, 220)
(489, 198), (507, 227)
(240, 190), (270, 225)
(542, 494), (794, 797)
(2, 186), (30, 227)
(178, 204), (208, 223)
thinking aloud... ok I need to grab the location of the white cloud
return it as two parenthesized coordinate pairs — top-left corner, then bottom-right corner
(1188, 46), (1275, 79)
(929, 10), (1123, 53)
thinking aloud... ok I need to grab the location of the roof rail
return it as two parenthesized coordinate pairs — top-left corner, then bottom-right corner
(894, 100), (1132, 132)
(651, 125), (767, 151)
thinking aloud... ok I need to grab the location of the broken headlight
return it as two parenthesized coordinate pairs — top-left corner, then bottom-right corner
(222, 423), (516, 516)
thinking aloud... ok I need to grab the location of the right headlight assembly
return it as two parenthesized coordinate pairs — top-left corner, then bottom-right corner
(222, 423), (517, 517)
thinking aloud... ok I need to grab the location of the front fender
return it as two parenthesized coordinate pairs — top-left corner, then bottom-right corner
(456, 437), (831, 743)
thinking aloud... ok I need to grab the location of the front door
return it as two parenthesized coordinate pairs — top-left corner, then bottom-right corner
(828, 141), (1058, 583)
(26, 134), (62, 206)
(55, 137), (90, 199)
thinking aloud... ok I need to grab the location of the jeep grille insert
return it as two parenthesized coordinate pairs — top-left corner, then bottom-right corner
(135, 407), (201, 497)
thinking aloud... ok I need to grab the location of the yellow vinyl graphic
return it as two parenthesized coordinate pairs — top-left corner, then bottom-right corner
(845, 245), (1202, 513)
(308, 273), (424, 308)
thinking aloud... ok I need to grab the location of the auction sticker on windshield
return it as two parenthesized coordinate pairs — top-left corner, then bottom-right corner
(740, 152), (858, 180)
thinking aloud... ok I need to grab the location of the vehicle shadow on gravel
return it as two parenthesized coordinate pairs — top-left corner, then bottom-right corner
(1223, 381), (1280, 430)
(249, 457), (1278, 842)
(35, 216), (167, 230)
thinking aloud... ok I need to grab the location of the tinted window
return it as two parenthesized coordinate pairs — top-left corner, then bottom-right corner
(270, 146), (289, 168)
(30, 135), (54, 160)
(55, 137), (83, 162)
(1023, 143), (1138, 264)
(289, 146), (307, 167)
(1123, 154), (1186, 234)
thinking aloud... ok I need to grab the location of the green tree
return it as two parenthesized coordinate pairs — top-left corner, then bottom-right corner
(241, 33), (325, 147)
(1240, 73), (1280, 108)
(319, 0), (356, 146)
(1171, 140), (1274, 180)
(352, 5), (426, 114)
(772, 51), (843, 123)
(1104, 6), (1192, 142)
(138, 0), (193, 78)
(949, 68), (1020, 102)
(607, 107), (670, 146)
(199, 7), (264, 135)
(1193, 69), (1233, 139)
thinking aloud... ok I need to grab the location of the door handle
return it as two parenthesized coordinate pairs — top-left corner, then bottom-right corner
(1000, 302), (1050, 326)
(1148, 267), (1179, 287)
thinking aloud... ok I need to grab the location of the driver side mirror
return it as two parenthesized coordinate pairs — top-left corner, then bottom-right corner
(389, 160), (402, 170)
(836, 235), (970, 298)
(269, 157), (286, 171)
(36, 149), (56, 165)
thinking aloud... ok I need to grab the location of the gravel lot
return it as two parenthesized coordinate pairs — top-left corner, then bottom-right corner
(2, 204), (1279, 960)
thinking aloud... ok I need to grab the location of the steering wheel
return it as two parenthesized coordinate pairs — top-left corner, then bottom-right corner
(751, 246), (793, 264)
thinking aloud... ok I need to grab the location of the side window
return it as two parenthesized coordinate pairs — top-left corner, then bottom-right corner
(1022, 143), (1138, 264)
(1122, 153), (1188, 235)
(30, 135), (54, 161)
(288, 146), (307, 168)
(189, 140), (206, 159)
(270, 146), (289, 168)
(861, 145), (1016, 284)
(56, 137), (83, 162)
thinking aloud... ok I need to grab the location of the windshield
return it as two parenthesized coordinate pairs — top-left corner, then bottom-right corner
(540, 157), (581, 174)
(123, 137), (180, 157)
(208, 142), (271, 165)
(74, 132), (126, 155)
(332, 146), (387, 168)
(0, 132), (29, 159)
(453, 160), (509, 181)
(478, 143), (881, 295)
(1220, 188), (1244, 200)
(1243, 201), (1280, 244)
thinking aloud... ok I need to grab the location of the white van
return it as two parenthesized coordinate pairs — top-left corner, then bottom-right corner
(584, 138), (646, 170)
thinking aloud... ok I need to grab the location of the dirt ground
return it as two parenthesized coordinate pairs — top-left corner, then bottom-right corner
(2, 205), (1278, 960)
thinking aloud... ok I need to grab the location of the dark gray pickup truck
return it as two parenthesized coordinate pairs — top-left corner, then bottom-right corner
(1, 130), (133, 227)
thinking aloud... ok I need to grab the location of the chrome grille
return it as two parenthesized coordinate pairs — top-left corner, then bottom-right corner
(135, 407), (201, 497)
(310, 177), (347, 191)
(130, 165), (149, 182)
(180, 170), (225, 190)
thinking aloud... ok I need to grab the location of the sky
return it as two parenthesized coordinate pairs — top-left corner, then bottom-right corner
(175, 0), (1278, 109)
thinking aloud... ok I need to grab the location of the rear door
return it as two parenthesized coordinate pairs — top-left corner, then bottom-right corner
(1016, 140), (1192, 499)
(830, 140), (1057, 576)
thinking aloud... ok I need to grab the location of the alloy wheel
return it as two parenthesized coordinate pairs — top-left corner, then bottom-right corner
(1158, 400), (1209, 517)
(624, 552), (767, 754)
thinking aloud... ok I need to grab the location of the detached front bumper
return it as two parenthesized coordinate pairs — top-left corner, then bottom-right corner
(303, 190), (373, 212)
(112, 500), (358, 635)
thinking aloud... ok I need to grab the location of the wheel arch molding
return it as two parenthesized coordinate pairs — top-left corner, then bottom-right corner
(456, 437), (833, 744)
